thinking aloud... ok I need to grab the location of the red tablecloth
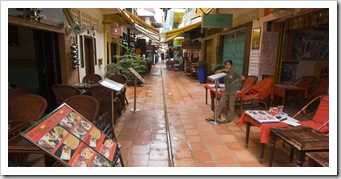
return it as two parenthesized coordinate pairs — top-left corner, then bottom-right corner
(238, 113), (289, 144)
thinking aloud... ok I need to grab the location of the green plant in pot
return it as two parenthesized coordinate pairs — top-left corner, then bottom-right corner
(114, 45), (148, 82)
(196, 60), (207, 84)
(105, 63), (120, 78)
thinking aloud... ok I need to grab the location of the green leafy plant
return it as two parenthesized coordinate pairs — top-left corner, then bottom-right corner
(212, 64), (225, 72)
(114, 45), (148, 80)
(197, 60), (207, 68)
(105, 63), (120, 77)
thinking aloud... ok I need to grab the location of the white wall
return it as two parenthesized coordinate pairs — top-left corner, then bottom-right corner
(76, 8), (105, 79)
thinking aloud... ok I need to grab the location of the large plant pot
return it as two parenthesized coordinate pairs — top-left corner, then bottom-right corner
(197, 67), (207, 84)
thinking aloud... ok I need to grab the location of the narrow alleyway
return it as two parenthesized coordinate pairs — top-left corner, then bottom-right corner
(116, 63), (300, 168)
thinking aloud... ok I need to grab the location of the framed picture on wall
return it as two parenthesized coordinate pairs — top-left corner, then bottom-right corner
(252, 28), (261, 50)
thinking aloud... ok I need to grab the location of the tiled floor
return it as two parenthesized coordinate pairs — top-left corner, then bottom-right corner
(114, 63), (305, 167)
(25, 63), (309, 168)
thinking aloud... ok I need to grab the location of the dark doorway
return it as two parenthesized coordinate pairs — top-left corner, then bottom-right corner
(111, 42), (117, 63)
(84, 37), (94, 75)
(33, 29), (61, 111)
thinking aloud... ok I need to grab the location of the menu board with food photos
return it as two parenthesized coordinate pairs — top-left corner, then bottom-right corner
(21, 104), (119, 167)
(244, 110), (281, 124)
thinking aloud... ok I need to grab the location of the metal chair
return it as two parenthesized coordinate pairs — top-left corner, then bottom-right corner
(63, 95), (100, 123)
(9, 94), (47, 121)
(51, 84), (81, 105)
(82, 73), (102, 84)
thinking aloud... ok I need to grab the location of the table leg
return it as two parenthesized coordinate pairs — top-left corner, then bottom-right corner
(268, 132), (276, 167)
(295, 151), (305, 167)
(211, 96), (214, 111)
(260, 143), (265, 162)
(245, 122), (250, 148)
(289, 146), (294, 163)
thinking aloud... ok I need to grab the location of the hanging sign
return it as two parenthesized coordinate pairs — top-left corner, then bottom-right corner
(202, 14), (233, 28)
(111, 26), (122, 36)
(173, 37), (184, 47)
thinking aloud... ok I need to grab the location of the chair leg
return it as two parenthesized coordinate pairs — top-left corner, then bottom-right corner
(125, 97), (129, 104)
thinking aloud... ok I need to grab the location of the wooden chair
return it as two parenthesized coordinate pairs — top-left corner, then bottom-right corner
(51, 84), (81, 105)
(109, 74), (128, 108)
(9, 94), (47, 121)
(63, 95), (100, 123)
(88, 85), (122, 125)
(235, 75), (258, 115)
(82, 73), (102, 84)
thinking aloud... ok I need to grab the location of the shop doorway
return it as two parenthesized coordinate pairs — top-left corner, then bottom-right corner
(84, 37), (95, 75)
(222, 28), (246, 74)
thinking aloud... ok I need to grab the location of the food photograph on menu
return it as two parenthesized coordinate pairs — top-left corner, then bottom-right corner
(21, 104), (119, 167)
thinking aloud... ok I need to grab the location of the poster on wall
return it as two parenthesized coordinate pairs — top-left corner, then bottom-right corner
(252, 28), (261, 50)
(259, 32), (279, 75)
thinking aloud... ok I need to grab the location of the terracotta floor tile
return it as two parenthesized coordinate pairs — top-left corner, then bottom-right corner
(174, 157), (195, 167)
(149, 149), (168, 160)
(173, 148), (192, 158)
(192, 151), (213, 162)
(215, 155), (239, 167)
(231, 150), (258, 162)
(150, 140), (168, 150)
(127, 154), (149, 166)
(187, 135), (203, 143)
(195, 161), (216, 167)
(224, 141), (245, 151)
(208, 144), (230, 157)
(219, 134), (239, 143)
(131, 145), (151, 155)
(171, 139), (188, 149)
(148, 160), (169, 167)
(188, 142), (208, 151)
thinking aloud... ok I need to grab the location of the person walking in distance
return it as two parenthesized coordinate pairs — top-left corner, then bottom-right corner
(215, 60), (245, 123)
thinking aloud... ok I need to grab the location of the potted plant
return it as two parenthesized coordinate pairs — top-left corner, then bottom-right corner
(106, 45), (148, 85)
(212, 64), (225, 83)
(196, 60), (207, 84)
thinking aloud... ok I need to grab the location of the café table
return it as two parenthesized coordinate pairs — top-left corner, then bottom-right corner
(72, 83), (96, 94)
(306, 151), (329, 167)
(237, 111), (290, 162)
(269, 126), (329, 167)
(273, 84), (307, 105)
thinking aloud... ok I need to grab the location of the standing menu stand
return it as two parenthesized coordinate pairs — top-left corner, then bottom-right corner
(128, 67), (145, 112)
(99, 78), (124, 126)
(205, 73), (226, 125)
(20, 104), (124, 167)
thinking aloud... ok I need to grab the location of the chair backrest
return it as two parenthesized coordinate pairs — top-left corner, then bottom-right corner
(246, 78), (273, 100)
(63, 95), (100, 123)
(292, 75), (316, 89)
(307, 78), (329, 99)
(82, 73), (102, 84)
(238, 75), (258, 95)
(9, 94), (47, 121)
(88, 85), (113, 117)
(51, 84), (81, 105)
(312, 95), (329, 125)
(109, 74), (128, 85)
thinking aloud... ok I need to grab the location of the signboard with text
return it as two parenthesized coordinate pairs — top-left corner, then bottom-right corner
(202, 14), (233, 28)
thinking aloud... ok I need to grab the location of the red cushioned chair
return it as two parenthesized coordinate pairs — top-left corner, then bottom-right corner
(239, 78), (274, 113)
(293, 95), (329, 132)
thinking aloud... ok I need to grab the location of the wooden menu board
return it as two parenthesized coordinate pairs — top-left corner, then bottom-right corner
(21, 104), (119, 167)
(128, 67), (145, 83)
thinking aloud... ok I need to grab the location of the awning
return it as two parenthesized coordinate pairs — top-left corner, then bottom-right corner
(161, 21), (202, 43)
(122, 10), (160, 34)
(102, 9), (133, 26)
(134, 23), (160, 41)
